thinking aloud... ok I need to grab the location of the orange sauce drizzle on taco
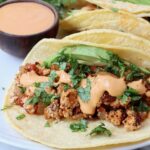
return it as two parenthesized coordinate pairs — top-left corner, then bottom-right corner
(78, 72), (126, 114)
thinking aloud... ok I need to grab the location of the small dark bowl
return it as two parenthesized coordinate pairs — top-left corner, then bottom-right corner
(0, 0), (59, 57)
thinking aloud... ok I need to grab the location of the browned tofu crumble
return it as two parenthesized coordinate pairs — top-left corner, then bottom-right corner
(10, 62), (150, 131)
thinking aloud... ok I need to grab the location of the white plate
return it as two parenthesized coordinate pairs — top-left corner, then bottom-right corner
(0, 50), (149, 150)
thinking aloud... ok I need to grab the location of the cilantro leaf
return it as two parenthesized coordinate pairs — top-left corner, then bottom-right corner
(70, 119), (88, 132)
(42, 94), (60, 106)
(119, 87), (141, 104)
(44, 121), (51, 127)
(25, 90), (59, 106)
(16, 114), (25, 120)
(25, 97), (39, 105)
(126, 64), (145, 81)
(59, 62), (67, 70)
(77, 79), (91, 102)
(64, 84), (70, 91)
(34, 82), (41, 87)
(137, 101), (150, 112)
(19, 86), (26, 94)
(43, 0), (77, 18)
(90, 123), (112, 137)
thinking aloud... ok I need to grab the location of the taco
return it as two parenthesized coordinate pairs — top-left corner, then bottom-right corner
(86, 0), (150, 17)
(64, 29), (150, 52)
(3, 39), (150, 149)
(60, 9), (150, 40)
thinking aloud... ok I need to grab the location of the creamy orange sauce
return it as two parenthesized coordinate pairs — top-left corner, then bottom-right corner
(56, 70), (71, 85)
(20, 70), (71, 87)
(20, 71), (48, 87)
(0, 2), (55, 35)
(78, 72), (126, 114)
(127, 79), (146, 95)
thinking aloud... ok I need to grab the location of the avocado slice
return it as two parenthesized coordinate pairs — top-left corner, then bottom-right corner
(43, 45), (114, 67)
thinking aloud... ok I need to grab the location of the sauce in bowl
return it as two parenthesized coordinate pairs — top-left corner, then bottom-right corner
(0, 2), (55, 35)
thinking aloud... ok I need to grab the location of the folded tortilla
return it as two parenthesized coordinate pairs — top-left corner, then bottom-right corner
(86, 0), (150, 16)
(4, 38), (150, 149)
(60, 9), (150, 40)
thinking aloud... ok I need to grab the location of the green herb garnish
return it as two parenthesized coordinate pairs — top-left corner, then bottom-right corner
(44, 121), (51, 127)
(137, 101), (150, 112)
(26, 91), (59, 106)
(70, 119), (88, 132)
(34, 82), (41, 87)
(126, 64), (145, 81)
(19, 86), (26, 94)
(43, 0), (77, 18)
(77, 79), (91, 102)
(16, 114), (25, 120)
(64, 84), (70, 91)
(119, 87), (141, 104)
(90, 123), (112, 137)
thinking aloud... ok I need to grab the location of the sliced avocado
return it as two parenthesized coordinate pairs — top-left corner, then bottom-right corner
(63, 45), (113, 64)
(43, 45), (114, 67)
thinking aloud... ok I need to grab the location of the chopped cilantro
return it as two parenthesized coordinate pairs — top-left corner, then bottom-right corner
(59, 62), (67, 70)
(100, 54), (126, 77)
(25, 97), (39, 105)
(90, 123), (112, 137)
(16, 114), (25, 120)
(34, 82), (41, 87)
(64, 84), (70, 91)
(77, 79), (91, 102)
(70, 119), (88, 132)
(26, 90), (59, 106)
(43, 0), (77, 18)
(49, 70), (57, 85)
(119, 94), (128, 104)
(43, 94), (60, 106)
(126, 64), (146, 81)
(44, 121), (51, 127)
(126, 71), (144, 81)
(19, 86), (26, 94)
(137, 101), (150, 112)
(119, 87), (141, 104)
(71, 73), (86, 88)
(119, 87), (150, 112)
